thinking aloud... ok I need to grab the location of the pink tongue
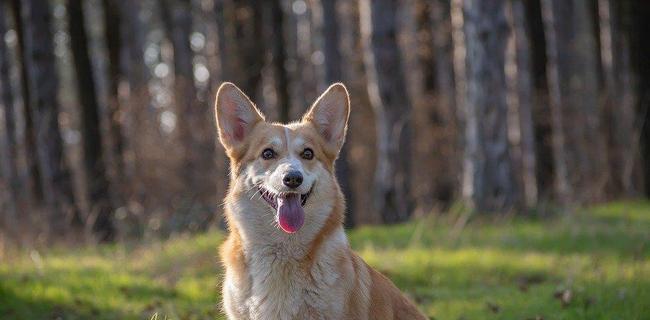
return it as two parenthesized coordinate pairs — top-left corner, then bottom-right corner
(277, 194), (304, 233)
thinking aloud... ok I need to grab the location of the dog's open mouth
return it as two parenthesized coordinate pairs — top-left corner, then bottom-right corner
(257, 187), (310, 209)
(257, 186), (311, 234)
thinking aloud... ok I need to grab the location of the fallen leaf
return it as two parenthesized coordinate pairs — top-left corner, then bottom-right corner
(486, 301), (500, 314)
(553, 289), (573, 308)
(584, 296), (595, 310)
(517, 273), (546, 292)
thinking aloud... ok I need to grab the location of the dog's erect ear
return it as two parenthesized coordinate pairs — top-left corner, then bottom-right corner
(215, 82), (265, 150)
(303, 83), (350, 152)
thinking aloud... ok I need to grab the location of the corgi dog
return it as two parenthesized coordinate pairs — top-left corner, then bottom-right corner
(215, 82), (428, 320)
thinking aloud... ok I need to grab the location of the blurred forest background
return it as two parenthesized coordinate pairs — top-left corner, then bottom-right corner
(0, 0), (649, 245)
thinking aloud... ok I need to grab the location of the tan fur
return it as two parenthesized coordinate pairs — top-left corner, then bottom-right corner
(215, 82), (427, 320)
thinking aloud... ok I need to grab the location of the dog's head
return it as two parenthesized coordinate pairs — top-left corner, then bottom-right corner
(215, 83), (349, 236)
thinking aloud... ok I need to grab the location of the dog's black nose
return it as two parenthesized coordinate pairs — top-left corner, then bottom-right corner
(283, 171), (303, 189)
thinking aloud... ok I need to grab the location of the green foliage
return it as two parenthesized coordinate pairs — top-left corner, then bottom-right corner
(1, 201), (649, 319)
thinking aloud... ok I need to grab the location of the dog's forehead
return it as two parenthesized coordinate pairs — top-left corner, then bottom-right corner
(254, 124), (285, 145)
(263, 122), (317, 149)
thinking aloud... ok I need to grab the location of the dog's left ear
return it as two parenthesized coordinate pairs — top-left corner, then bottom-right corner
(303, 83), (350, 152)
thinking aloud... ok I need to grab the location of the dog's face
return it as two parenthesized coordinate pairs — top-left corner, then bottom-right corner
(215, 83), (349, 236)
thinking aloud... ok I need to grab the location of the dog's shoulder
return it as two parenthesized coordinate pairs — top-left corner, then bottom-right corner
(366, 261), (429, 320)
(220, 229), (247, 283)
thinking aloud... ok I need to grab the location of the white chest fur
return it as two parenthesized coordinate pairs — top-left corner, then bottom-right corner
(223, 228), (352, 320)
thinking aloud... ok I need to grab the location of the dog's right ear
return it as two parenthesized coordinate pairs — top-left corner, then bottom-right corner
(215, 82), (265, 150)
(302, 83), (350, 153)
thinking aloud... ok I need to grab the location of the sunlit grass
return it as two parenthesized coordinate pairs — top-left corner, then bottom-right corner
(0, 201), (648, 319)
(0, 233), (225, 319)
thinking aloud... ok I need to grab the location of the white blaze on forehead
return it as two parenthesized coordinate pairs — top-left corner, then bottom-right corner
(284, 127), (306, 149)
(284, 127), (303, 171)
(284, 127), (291, 149)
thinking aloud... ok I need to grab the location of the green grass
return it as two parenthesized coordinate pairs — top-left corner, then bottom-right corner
(1, 201), (649, 319)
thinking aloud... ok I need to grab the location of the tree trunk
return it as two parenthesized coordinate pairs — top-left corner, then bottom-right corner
(284, 0), (318, 117)
(262, 0), (291, 122)
(462, 0), (518, 211)
(541, 0), (607, 203)
(522, 0), (554, 200)
(360, 0), (413, 223)
(312, 0), (355, 228)
(450, 0), (468, 183)
(0, 4), (19, 225)
(598, 0), (641, 197)
(635, 1), (650, 197)
(397, 0), (430, 213)
(507, 0), (538, 208)
(398, 0), (424, 117)
(430, 0), (459, 206)
(214, 0), (230, 81)
(20, 0), (81, 234)
(118, 0), (152, 198)
(238, 1), (264, 101)
(216, 0), (264, 102)
(67, 0), (115, 241)
(10, 0), (43, 204)
(120, 0), (150, 95)
(298, 2), (319, 115)
(102, 0), (126, 204)
(161, 0), (217, 215)
(431, 0), (456, 114)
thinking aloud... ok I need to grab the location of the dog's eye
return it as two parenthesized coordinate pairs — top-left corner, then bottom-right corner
(261, 148), (275, 160)
(301, 148), (314, 160)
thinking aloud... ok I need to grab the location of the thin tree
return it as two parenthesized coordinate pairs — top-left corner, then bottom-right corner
(396, 0), (429, 212)
(507, 0), (538, 207)
(101, 0), (126, 200)
(19, 0), (81, 233)
(119, 0), (151, 100)
(161, 0), (217, 210)
(296, 0), (319, 114)
(521, 0), (555, 199)
(429, 0), (460, 205)
(598, 0), (641, 196)
(118, 0), (152, 197)
(312, 0), (355, 227)
(67, 0), (115, 241)
(360, 0), (413, 223)
(541, 0), (607, 203)
(430, 0), (456, 117)
(216, 0), (264, 101)
(10, 0), (43, 203)
(634, 1), (650, 196)
(462, 0), (518, 211)
(214, 0), (233, 82)
(0, 4), (19, 225)
(262, 0), (291, 123)
(159, 0), (198, 179)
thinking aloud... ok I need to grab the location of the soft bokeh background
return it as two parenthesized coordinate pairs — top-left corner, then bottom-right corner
(0, 0), (648, 319)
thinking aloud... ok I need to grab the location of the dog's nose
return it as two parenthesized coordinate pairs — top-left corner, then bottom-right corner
(283, 171), (303, 189)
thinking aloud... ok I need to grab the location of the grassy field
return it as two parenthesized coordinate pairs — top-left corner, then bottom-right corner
(1, 201), (649, 319)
